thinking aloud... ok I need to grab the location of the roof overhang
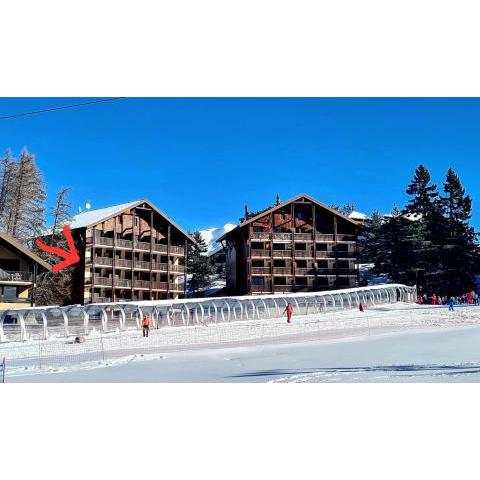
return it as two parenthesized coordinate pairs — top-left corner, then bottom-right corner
(0, 232), (52, 272)
(217, 193), (359, 243)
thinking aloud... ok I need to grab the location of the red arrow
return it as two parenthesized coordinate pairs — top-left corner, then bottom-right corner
(35, 224), (80, 273)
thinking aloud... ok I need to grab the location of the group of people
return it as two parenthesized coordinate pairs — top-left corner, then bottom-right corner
(417, 291), (479, 310)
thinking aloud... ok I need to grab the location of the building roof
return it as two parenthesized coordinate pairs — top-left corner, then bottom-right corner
(217, 193), (359, 242)
(68, 199), (195, 243)
(0, 232), (52, 272)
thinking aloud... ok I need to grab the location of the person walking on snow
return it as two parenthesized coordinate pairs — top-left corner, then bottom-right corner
(142, 315), (152, 337)
(448, 298), (455, 312)
(284, 303), (293, 323)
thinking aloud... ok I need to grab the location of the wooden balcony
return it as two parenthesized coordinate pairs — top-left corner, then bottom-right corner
(294, 267), (316, 275)
(251, 284), (272, 293)
(250, 231), (271, 240)
(315, 251), (337, 258)
(135, 260), (151, 270)
(251, 249), (271, 257)
(273, 267), (293, 275)
(293, 250), (313, 258)
(92, 232), (185, 256)
(251, 267), (271, 275)
(116, 238), (133, 249)
(93, 256), (113, 266)
(272, 250), (291, 258)
(272, 285), (294, 293)
(0, 270), (33, 283)
(294, 233), (314, 241)
(94, 277), (132, 288)
(316, 234), (335, 242)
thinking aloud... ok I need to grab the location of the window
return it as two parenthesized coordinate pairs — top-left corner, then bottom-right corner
(252, 277), (265, 286)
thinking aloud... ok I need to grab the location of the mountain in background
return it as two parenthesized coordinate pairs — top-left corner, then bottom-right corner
(199, 223), (236, 255)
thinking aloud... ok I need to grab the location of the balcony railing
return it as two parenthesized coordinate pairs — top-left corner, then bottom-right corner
(251, 267), (270, 275)
(134, 279), (151, 289)
(273, 267), (292, 275)
(135, 260), (151, 270)
(92, 232), (185, 256)
(251, 249), (271, 257)
(94, 256), (113, 266)
(294, 268), (316, 275)
(250, 231), (271, 240)
(251, 284), (272, 292)
(316, 234), (335, 242)
(272, 250), (291, 258)
(0, 270), (33, 282)
(315, 251), (337, 258)
(293, 250), (313, 258)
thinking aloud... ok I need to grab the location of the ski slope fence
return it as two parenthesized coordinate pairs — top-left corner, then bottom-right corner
(0, 285), (422, 377)
(0, 284), (416, 344)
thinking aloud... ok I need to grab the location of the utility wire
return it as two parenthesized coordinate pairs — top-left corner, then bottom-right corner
(0, 97), (126, 121)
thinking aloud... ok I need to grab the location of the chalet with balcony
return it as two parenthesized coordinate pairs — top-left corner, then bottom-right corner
(0, 232), (52, 309)
(68, 199), (194, 304)
(217, 194), (361, 295)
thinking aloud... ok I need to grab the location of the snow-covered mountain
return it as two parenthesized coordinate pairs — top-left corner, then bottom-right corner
(199, 223), (236, 254)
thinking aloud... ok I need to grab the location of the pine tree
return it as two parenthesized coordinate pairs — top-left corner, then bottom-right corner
(358, 210), (383, 263)
(0, 149), (16, 230)
(51, 187), (73, 235)
(6, 149), (46, 243)
(404, 164), (441, 219)
(187, 231), (215, 296)
(440, 168), (479, 294)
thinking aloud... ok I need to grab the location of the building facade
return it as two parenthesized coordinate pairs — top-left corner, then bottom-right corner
(69, 200), (194, 304)
(0, 232), (51, 309)
(217, 194), (361, 295)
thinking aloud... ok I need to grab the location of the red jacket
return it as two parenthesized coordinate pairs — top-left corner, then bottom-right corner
(142, 317), (151, 328)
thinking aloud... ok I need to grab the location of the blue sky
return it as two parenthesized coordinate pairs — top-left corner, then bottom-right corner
(2, 97), (480, 231)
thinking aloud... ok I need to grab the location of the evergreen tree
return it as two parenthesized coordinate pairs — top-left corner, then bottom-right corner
(358, 210), (383, 263)
(404, 164), (441, 219)
(5, 149), (46, 244)
(0, 149), (16, 230)
(440, 168), (479, 294)
(187, 231), (215, 296)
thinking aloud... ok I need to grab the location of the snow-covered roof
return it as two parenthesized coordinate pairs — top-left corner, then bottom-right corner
(68, 199), (195, 243)
(69, 201), (140, 230)
(348, 210), (369, 221)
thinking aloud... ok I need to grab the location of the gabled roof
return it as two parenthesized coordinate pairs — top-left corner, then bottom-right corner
(69, 199), (195, 243)
(217, 193), (359, 242)
(0, 232), (52, 272)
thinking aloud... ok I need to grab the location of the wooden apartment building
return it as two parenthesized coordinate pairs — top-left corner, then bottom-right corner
(68, 200), (194, 304)
(217, 194), (361, 295)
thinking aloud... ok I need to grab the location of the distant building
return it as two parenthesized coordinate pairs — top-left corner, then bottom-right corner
(67, 199), (194, 304)
(217, 194), (362, 295)
(0, 232), (51, 309)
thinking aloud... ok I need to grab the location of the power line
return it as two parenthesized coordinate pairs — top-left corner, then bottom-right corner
(0, 97), (126, 121)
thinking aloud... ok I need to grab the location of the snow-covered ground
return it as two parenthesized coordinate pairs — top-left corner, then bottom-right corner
(3, 303), (480, 382)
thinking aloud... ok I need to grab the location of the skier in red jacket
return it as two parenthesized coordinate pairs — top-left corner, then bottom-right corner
(142, 315), (152, 337)
(284, 303), (293, 323)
